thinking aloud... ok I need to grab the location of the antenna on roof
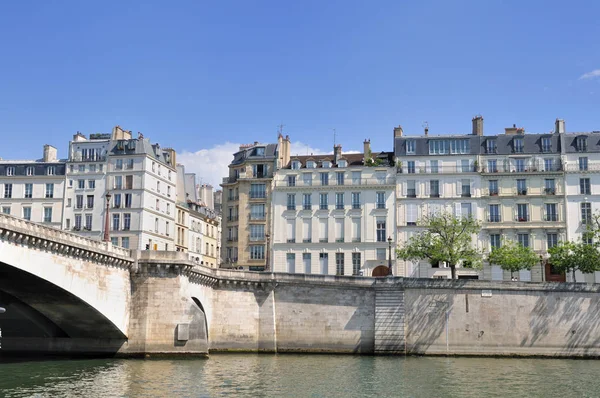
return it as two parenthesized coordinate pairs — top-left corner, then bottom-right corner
(277, 124), (285, 136)
(422, 121), (429, 136)
(333, 128), (337, 148)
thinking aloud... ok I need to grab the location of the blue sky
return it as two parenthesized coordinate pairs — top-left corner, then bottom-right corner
(1, 1), (599, 186)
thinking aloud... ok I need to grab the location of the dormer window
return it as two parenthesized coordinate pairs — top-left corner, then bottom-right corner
(541, 137), (552, 152)
(47, 166), (55, 176)
(291, 161), (301, 170)
(577, 136), (588, 152)
(252, 147), (265, 156)
(486, 139), (497, 154)
(306, 161), (316, 169)
(337, 160), (347, 168)
(513, 138), (524, 153)
(6, 167), (14, 176)
(406, 140), (416, 155)
(26, 167), (34, 176)
(322, 161), (331, 169)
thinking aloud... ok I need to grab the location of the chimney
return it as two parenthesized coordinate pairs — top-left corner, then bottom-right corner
(555, 118), (565, 134)
(472, 115), (484, 136)
(43, 145), (57, 163)
(505, 124), (518, 135)
(363, 139), (371, 161)
(393, 125), (403, 138)
(424, 126), (429, 136)
(334, 144), (342, 163)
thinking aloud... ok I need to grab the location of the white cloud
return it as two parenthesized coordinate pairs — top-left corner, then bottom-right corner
(579, 69), (600, 80)
(178, 140), (360, 189)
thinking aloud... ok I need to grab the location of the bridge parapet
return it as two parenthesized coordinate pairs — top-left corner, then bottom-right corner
(0, 213), (133, 267)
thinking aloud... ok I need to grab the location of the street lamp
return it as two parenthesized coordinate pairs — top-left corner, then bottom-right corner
(265, 233), (271, 272)
(387, 236), (393, 276)
(103, 192), (112, 242)
(539, 254), (545, 282)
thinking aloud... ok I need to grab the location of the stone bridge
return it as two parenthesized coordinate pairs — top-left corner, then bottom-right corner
(2, 213), (600, 358)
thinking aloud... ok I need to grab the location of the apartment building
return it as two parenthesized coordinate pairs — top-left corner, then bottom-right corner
(270, 141), (396, 276)
(395, 116), (568, 281)
(220, 134), (290, 270)
(0, 145), (66, 228)
(62, 132), (110, 239)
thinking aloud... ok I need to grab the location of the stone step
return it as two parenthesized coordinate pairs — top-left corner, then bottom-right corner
(374, 289), (405, 354)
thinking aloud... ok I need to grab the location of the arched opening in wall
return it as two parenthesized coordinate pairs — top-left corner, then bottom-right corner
(192, 297), (209, 341)
(372, 265), (389, 277)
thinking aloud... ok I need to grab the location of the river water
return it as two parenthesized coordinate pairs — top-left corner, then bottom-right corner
(0, 354), (599, 397)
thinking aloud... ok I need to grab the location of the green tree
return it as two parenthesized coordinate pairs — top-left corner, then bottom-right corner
(396, 211), (482, 279)
(487, 239), (539, 279)
(548, 240), (600, 282)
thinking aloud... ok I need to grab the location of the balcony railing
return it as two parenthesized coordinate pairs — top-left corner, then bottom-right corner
(249, 192), (267, 199)
(352, 203), (361, 209)
(517, 189), (528, 196)
(565, 164), (600, 172)
(287, 205), (296, 210)
(319, 238), (328, 243)
(275, 178), (395, 187)
(544, 188), (556, 195)
(399, 165), (478, 174)
(335, 238), (344, 243)
(320, 204), (328, 210)
(481, 164), (562, 173)
(303, 238), (312, 243)
(227, 237), (238, 242)
(516, 216), (529, 222)
(303, 204), (312, 210)
(376, 203), (386, 209)
(545, 215), (558, 222)
(250, 214), (266, 220)
(227, 216), (239, 222)
(336, 204), (344, 210)
(488, 215), (501, 222)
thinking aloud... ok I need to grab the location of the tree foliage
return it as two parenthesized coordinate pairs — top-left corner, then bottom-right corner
(487, 239), (539, 276)
(548, 240), (600, 283)
(396, 211), (482, 279)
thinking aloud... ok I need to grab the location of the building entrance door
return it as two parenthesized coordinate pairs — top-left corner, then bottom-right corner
(372, 265), (389, 277)
(545, 263), (566, 282)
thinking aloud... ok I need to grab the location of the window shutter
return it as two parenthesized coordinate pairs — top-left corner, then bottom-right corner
(454, 203), (461, 218)
(416, 183), (420, 197)
(402, 182), (407, 197)
(439, 182), (444, 197)
(456, 180), (462, 197)
(425, 181), (430, 196)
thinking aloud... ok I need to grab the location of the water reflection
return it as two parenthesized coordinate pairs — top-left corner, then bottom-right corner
(1, 355), (600, 397)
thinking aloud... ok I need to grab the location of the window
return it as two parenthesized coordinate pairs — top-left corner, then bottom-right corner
(352, 253), (361, 275)
(124, 213), (131, 230)
(44, 183), (53, 198)
(114, 176), (122, 190)
(546, 233), (558, 249)
(76, 194), (84, 209)
(24, 183), (32, 198)
(166, 203), (170, 215)
(287, 253), (296, 273)
(88, 180), (95, 189)
(152, 162), (156, 172)
(303, 253), (311, 274)
(111, 237), (118, 247)
(287, 194), (296, 210)
(336, 172), (344, 186)
(287, 175), (296, 187)
(252, 164), (266, 178)
(352, 217), (361, 242)
(545, 179), (556, 195)
(154, 217), (159, 233)
(78, 179), (85, 189)
(322, 161), (331, 168)
(376, 248), (387, 260)
(23, 207), (31, 221)
(78, 164), (85, 172)
(306, 161), (316, 169)
(336, 253), (344, 275)
(113, 193), (121, 208)
(579, 157), (588, 171)
(250, 245), (265, 260)
(116, 159), (123, 170)
(486, 139), (497, 154)
(583, 232), (594, 245)
(67, 198), (71, 207)
(291, 161), (300, 170)
(43, 207), (52, 223)
(337, 160), (347, 167)
(319, 218), (328, 242)
(125, 193), (132, 208)
(515, 159), (525, 172)
(490, 234), (501, 249)
(580, 178), (591, 195)
(302, 173), (312, 186)
(47, 166), (55, 176)
(89, 164), (96, 172)
(26, 166), (34, 176)
(489, 204), (500, 222)
(69, 179), (73, 188)
(405, 180), (416, 198)
(576, 136), (587, 152)
(4, 183), (12, 198)
(319, 253), (328, 274)
(487, 160), (497, 173)
(513, 138), (524, 153)
(517, 233), (530, 248)
(461, 179), (471, 197)
(352, 171), (361, 185)
(335, 218), (344, 242)
(6, 167), (14, 176)
(320, 172), (329, 186)
(126, 159), (134, 169)
(517, 179), (527, 195)
(250, 204), (266, 220)
(461, 159), (471, 173)
(121, 237), (130, 249)
(544, 158), (554, 171)
(250, 184), (266, 199)
(302, 218), (312, 242)
(113, 214), (120, 231)
(376, 192), (385, 208)
(581, 203), (592, 224)
(319, 193), (328, 210)
(517, 204), (529, 222)
(1, 206), (10, 215)
(541, 137), (552, 152)
(302, 193), (312, 210)
(156, 198), (160, 210)
(165, 221), (170, 236)
(335, 193), (344, 209)
(85, 214), (92, 230)
(428, 139), (469, 154)
(125, 175), (133, 190)
(429, 180), (440, 198)
(376, 219), (386, 242)
(351, 192), (361, 209)
(167, 186), (171, 197)
(407, 161), (416, 174)
(461, 203), (472, 218)
(74, 214), (82, 229)
(406, 204), (418, 226)
(406, 140), (416, 154)
(430, 160), (439, 173)
(545, 203), (557, 221)
(86, 195), (94, 209)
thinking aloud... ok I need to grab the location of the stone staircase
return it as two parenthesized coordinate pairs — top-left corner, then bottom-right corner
(374, 288), (406, 354)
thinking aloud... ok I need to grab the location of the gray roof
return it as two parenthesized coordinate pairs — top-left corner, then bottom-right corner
(563, 132), (600, 153)
(108, 138), (174, 167)
(230, 143), (278, 166)
(0, 162), (66, 177)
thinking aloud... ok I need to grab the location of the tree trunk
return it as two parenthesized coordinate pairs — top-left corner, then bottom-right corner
(572, 268), (577, 283)
(450, 264), (457, 279)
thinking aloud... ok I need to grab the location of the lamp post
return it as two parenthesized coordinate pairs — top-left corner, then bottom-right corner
(539, 254), (545, 282)
(265, 233), (271, 272)
(387, 236), (393, 276)
(103, 192), (112, 242)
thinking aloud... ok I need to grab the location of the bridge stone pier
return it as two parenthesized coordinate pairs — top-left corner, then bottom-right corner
(3, 213), (600, 358)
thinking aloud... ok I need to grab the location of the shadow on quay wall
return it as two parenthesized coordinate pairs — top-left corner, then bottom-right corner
(405, 292), (455, 354)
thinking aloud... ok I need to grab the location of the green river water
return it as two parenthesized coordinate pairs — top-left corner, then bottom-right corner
(0, 354), (599, 397)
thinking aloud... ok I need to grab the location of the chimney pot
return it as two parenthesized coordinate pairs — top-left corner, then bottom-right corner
(472, 115), (484, 136)
(393, 125), (403, 138)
